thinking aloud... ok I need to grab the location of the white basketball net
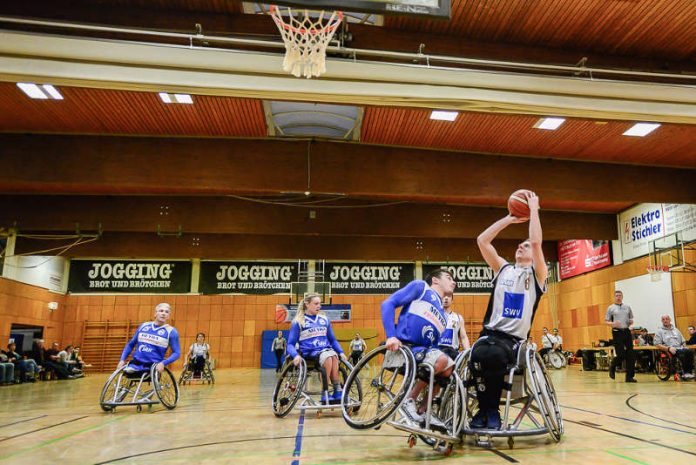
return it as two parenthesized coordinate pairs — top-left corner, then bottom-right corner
(270, 6), (343, 79)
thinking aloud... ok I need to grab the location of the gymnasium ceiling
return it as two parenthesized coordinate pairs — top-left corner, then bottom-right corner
(0, 0), (695, 261)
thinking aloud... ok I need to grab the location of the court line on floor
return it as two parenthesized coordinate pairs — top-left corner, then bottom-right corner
(624, 394), (696, 430)
(93, 433), (410, 464)
(604, 449), (652, 465)
(565, 418), (696, 457)
(0, 416), (88, 443)
(561, 404), (696, 435)
(0, 415), (128, 462)
(0, 415), (47, 429)
(291, 409), (306, 465)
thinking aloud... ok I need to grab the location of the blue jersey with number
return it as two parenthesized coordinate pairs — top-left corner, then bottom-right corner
(287, 313), (344, 359)
(381, 280), (447, 354)
(121, 321), (181, 367)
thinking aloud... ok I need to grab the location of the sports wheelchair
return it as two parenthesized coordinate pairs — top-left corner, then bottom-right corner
(341, 345), (466, 456)
(655, 350), (687, 381)
(542, 349), (568, 370)
(272, 356), (362, 418)
(179, 357), (215, 385)
(99, 363), (179, 412)
(461, 342), (563, 448)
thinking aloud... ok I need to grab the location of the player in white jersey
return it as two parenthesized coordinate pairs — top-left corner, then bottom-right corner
(438, 292), (470, 360)
(187, 332), (210, 377)
(470, 192), (547, 430)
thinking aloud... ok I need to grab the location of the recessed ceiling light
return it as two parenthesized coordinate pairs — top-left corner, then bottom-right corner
(159, 92), (193, 104)
(174, 94), (193, 104)
(430, 110), (458, 122)
(623, 122), (660, 137)
(17, 83), (63, 100)
(534, 117), (565, 130)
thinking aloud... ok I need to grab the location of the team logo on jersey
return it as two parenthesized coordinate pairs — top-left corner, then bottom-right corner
(138, 345), (154, 353)
(317, 316), (328, 325)
(157, 329), (166, 336)
(502, 292), (525, 319)
(422, 325), (436, 343)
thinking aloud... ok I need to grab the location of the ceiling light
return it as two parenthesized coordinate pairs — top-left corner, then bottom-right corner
(41, 85), (63, 100)
(430, 110), (458, 122)
(174, 94), (193, 104)
(534, 117), (565, 130)
(17, 83), (65, 100)
(623, 123), (660, 137)
(159, 92), (193, 104)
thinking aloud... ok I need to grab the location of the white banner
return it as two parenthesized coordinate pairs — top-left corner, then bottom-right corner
(619, 203), (696, 261)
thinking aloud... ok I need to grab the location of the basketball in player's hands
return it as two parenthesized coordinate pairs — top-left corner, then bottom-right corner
(508, 189), (532, 218)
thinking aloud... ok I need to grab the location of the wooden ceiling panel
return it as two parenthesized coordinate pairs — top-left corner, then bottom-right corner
(0, 83), (267, 137)
(90, 0), (243, 14)
(386, 0), (696, 62)
(361, 107), (696, 167)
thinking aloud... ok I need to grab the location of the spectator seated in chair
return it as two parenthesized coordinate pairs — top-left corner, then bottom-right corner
(0, 352), (17, 385)
(43, 341), (79, 380)
(58, 345), (85, 376)
(687, 325), (696, 345)
(4, 343), (39, 383)
(654, 315), (694, 380)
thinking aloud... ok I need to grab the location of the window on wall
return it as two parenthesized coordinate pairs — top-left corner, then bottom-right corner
(10, 324), (44, 353)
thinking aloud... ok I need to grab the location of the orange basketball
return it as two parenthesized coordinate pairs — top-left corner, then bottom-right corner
(508, 189), (531, 218)
(275, 305), (288, 324)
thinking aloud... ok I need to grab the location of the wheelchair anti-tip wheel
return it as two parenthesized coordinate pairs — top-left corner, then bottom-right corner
(272, 358), (307, 418)
(342, 345), (416, 430)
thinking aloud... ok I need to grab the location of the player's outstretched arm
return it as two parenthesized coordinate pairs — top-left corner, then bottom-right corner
(381, 280), (426, 350)
(477, 215), (523, 273)
(527, 193), (547, 284)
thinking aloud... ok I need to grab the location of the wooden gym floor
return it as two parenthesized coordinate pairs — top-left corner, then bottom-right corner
(1, 367), (695, 465)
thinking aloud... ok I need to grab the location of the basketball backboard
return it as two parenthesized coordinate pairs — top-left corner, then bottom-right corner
(649, 230), (695, 272)
(271, 1), (451, 18)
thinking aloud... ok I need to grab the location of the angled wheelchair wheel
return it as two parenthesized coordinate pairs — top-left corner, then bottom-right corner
(99, 365), (128, 412)
(529, 351), (563, 441)
(178, 364), (190, 386)
(342, 345), (416, 430)
(153, 366), (179, 410)
(418, 371), (467, 447)
(339, 360), (362, 414)
(272, 358), (307, 418)
(460, 352), (480, 429)
(655, 352), (672, 381)
(206, 361), (215, 385)
(548, 351), (564, 370)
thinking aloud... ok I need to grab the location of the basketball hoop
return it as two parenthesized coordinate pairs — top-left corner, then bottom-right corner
(270, 5), (343, 79)
(647, 265), (668, 282)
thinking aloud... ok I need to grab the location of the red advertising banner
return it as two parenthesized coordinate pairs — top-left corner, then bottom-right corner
(558, 240), (611, 280)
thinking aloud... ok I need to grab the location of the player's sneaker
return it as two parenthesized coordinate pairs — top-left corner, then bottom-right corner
(401, 398), (424, 423)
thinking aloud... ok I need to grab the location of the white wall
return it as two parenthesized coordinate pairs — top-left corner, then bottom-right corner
(614, 273), (674, 332)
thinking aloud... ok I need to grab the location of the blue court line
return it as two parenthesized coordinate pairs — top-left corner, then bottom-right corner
(291, 410), (306, 465)
(562, 405), (695, 435)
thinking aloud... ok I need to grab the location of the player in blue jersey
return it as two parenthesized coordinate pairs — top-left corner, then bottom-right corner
(470, 191), (547, 430)
(381, 269), (457, 426)
(118, 302), (181, 374)
(287, 293), (347, 404)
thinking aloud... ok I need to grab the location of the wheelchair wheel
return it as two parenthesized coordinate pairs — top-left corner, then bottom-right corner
(178, 364), (190, 386)
(99, 365), (127, 412)
(272, 358), (307, 418)
(339, 360), (362, 414)
(529, 351), (563, 441)
(153, 366), (179, 410)
(655, 353), (672, 381)
(206, 361), (215, 385)
(459, 352), (480, 429)
(342, 345), (416, 430)
(418, 371), (466, 446)
(548, 351), (564, 370)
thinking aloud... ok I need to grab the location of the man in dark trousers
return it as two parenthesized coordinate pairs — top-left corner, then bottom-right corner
(605, 290), (636, 383)
(271, 331), (287, 372)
